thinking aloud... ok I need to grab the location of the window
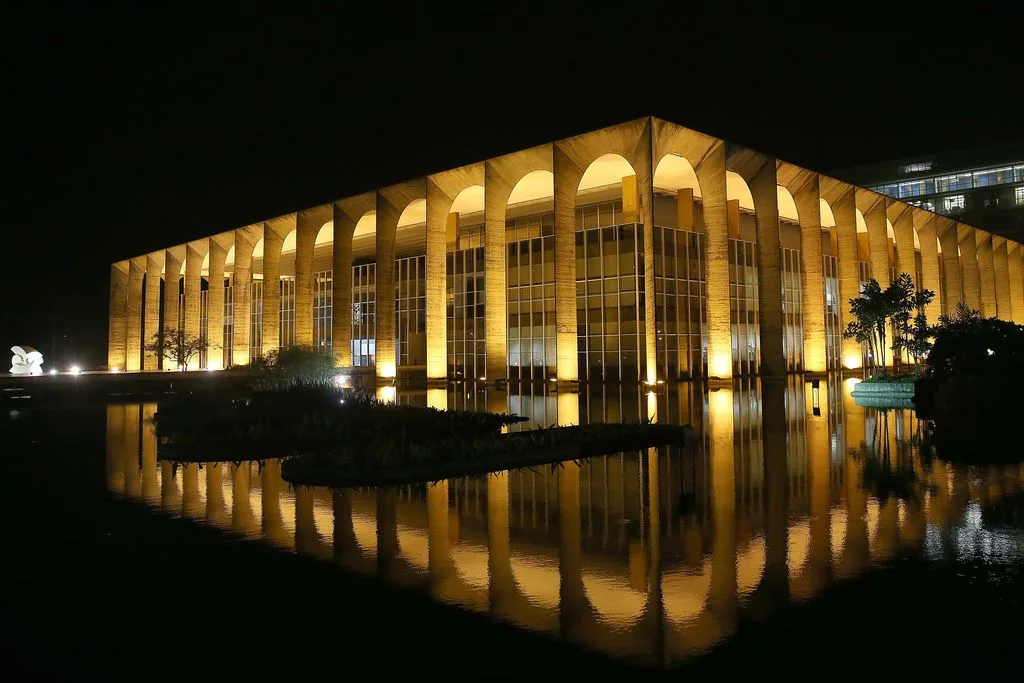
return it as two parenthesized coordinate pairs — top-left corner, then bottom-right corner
(899, 161), (933, 174)
(942, 194), (966, 213)
(1016, 186), (1024, 206)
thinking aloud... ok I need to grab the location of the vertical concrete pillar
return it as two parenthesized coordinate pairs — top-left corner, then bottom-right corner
(232, 225), (259, 366)
(207, 235), (228, 370)
(294, 210), (319, 348)
(163, 246), (184, 340)
(552, 145), (580, 382)
(697, 142), (732, 378)
(425, 179), (451, 382)
(832, 186), (862, 369)
(184, 241), (204, 369)
(992, 237), (1012, 322)
(914, 212), (942, 324)
(743, 156), (784, 378)
(859, 193), (890, 289)
(958, 225), (981, 312)
(636, 129), (657, 384)
(143, 252), (163, 370)
(261, 220), (286, 356)
(1008, 243), (1024, 323)
(976, 233), (997, 318)
(126, 257), (145, 371)
(791, 171), (826, 373)
(891, 203), (916, 283)
(375, 193), (400, 380)
(937, 218), (962, 313)
(332, 200), (362, 368)
(107, 261), (129, 371)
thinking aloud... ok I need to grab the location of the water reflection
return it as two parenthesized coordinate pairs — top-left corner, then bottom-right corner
(105, 376), (1024, 667)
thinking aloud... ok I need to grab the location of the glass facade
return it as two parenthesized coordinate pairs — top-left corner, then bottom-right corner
(223, 276), (233, 367)
(447, 237), (486, 380)
(575, 201), (645, 382)
(507, 212), (556, 381)
(279, 276), (295, 349)
(313, 270), (332, 352)
(823, 254), (840, 370)
(351, 263), (376, 367)
(780, 247), (803, 372)
(199, 287), (208, 368)
(395, 255), (426, 367)
(730, 239), (759, 376)
(249, 279), (263, 360)
(653, 225), (706, 379)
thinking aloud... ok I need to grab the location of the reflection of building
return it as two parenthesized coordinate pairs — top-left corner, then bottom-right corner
(107, 118), (1024, 379)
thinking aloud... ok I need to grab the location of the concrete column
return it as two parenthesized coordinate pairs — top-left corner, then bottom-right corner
(976, 232), (997, 318)
(891, 203), (916, 283)
(143, 252), (163, 370)
(831, 185), (862, 369)
(791, 171), (827, 373)
(107, 261), (129, 371)
(261, 220), (286, 356)
(697, 142), (731, 378)
(163, 246), (184, 341)
(184, 241), (205, 369)
(992, 237), (1012, 321)
(958, 225), (981, 312)
(207, 235), (228, 370)
(937, 218), (962, 313)
(1008, 243), (1024, 323)
(232, 225), (259, 366)
(552, 145), (580, 383)
(635, 131), (657, 384)
(332, 200), (364, 367)
(375, 193), (400, 380)
(294, 210), (320, 348)
(742, 155), (784, 378)
(859, 193), (890, 289)
(126, 257), (145, 371)
(425, 179), (452, 382)
(914, 212), (942, 324)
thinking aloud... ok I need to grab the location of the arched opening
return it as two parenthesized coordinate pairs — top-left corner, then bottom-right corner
(506, 169), (555, 382)
(250, 237), (265, 360)
(575, 153), (642, 382)
(653, 153), (705, 379)
(725, 172), (759, 376)
(313, 221), (334, 353)
(446, 185), (486, 381)
(776, 185), (802, 372)
(277, 228), (298, 349)
(352, 210), (377, 368)
(820, 198), (842, 370)
(395, 198), (427, 369)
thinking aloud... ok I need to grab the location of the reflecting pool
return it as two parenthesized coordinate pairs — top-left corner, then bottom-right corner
(103, 376), (1024, 668)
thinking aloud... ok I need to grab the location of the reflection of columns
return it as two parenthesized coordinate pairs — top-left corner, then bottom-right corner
(163, 246), (184, 338)
(992, 237), (1012, 322)
(425, 179), (451, 382)
(181, 463), (201, 517)
(207, 236), (228, 370)
(331, 201), (359, 367)
(294, 210), (318, 348)
(793, 171), (827, 373)
(332, 490), (357, 561)
(231, 463), (252, 532)
(915, 213), (942, 323)
(262, 221), (285, 356)
(552, 145), (580, 383)
(126, 257), (145, 371)
(144, 253), (163, 370)
(427, 480), (455, 598)
(839, 381), (868, 577)
(141, 404), (158, 500)
(206, 463), (226, 526)
(295, 486), (317, 555)
(487, 472), (515, 612)
(122, 405), (141, 496)
(806, 380), (831, 588)
(708, 387), (737, 623)
(261, 459), (284, 542)
(1009, 243), (1024, 324)
(761, 381), (789, 594)
(427, 388), (447, 411)
(747, 156), (784, 378)
(958, 225), (981, 312)
(557, 391), (579, 427)
(698, 143), (732, 378)
(232, 225), (259, 366)
(937, 218), (962, 313)
(558, 461), (585, 636)
(834, 187), (862, 368)
(107, 261), (129, 371)
(376, 490), (399, 577)
(160, 461), (179, 509)
(976, 233), (997, 318)
(184, 241), (204, 369)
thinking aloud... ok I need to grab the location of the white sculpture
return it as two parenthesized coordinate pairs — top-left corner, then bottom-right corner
(10, 346), (44, 375)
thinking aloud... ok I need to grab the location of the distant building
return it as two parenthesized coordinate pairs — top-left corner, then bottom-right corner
(836, 145), (1024, 243)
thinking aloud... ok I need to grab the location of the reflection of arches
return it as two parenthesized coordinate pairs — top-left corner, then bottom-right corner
(830, 508), (848, 562)
(787, 522), (812, 578)
(663, 561), (713, 624)
(736, 536), (766, 596)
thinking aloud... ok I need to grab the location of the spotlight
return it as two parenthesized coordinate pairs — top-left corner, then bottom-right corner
(69, 366), (81, 375)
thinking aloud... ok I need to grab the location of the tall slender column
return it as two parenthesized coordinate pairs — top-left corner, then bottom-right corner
(425, 179), (452, 382)
(790, 170), (826, 373)
(958, 225), (981, 312)
(261, 219), (286, 356)
(331, 201), (360, 368)
(143, 252), (163, 370)
(744, 156), (784, 378)
(107, 261), (129, 371)
(184, 241), (204, 369)
(375, 192), (401, 380)
(890, 203), (915, 285)
(163, 246), (184, 341)
(976, 232), (997, 318)
(126, 257), (145, 371)
(207, 235), (228, 370)
(992, 237), (1012, 322)
(831, 185), (862, 368)
(937, 218), (962, 313)
(232, 225), (259, 366)
(294, 210), (320, 348)
(698, 142), (731, 378)
(552, 145), (580, 383)
(860, 193), (890, 289)
(1008, 243), (1024, 324)
(636, 131), (657, 384)
(914, 212), (942, 324)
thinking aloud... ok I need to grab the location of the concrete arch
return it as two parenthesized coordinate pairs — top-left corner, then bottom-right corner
(507, 169), (554, 206)
(726, 172), (755, 212)
(819, 177), (863, 369)
(225, 245), (235, 268)
(315, 221), (333, 246)
(654, 152), (702, 197)
(577, 152), (636, 194)
(776, 186), (799, 222)
(333, 193), (377, 368)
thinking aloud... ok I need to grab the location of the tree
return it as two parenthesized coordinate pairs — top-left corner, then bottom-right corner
(145, 329), (214, 371)
(844, 279), (888, 373)
(844, 274), (934, 376)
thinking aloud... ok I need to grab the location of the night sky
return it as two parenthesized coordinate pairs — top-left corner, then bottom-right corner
(3, 3), (1020, 368)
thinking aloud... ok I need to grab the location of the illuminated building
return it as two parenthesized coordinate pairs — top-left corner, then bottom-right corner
(107, 118), (1024, 380)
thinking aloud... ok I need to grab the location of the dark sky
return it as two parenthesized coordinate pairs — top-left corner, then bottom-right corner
(3, 2), (1021, 367)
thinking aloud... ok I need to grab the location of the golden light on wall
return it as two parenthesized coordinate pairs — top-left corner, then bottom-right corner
(709, 353), (732, 379)
(843, 353), (862, 370)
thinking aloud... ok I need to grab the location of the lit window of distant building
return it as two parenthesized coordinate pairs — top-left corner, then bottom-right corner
(1016, 186), (1024, 205)
(900, 161), (933, 174)
(942, 194), (966, 213)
